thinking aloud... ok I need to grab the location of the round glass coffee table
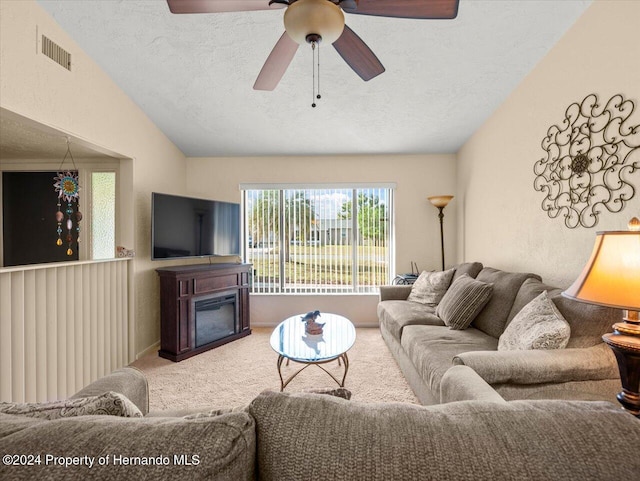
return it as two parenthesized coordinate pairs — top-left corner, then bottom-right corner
(270, 313), (356, 391)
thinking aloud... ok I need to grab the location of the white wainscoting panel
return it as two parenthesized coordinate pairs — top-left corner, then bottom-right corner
(0, 258), (133, 403)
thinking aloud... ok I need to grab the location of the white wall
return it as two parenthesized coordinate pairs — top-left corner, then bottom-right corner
(0, 0), (188, 355)
(187, 154), (457, 326)
(457, 0), (640, 288)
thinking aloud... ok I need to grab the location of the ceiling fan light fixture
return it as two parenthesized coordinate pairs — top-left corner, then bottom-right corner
(283, 0), (345, 45)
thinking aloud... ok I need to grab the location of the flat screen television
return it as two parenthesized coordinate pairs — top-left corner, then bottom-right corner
(151, 192), (240, 260)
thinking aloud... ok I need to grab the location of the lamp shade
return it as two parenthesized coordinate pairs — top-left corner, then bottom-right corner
(284, 0), (345, 45)
(563, 231), (640, 310)
(428, 195), (454, 208)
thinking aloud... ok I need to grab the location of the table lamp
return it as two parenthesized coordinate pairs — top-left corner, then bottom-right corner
(428, 195), (454, 271)
(562, 217), (640, 416)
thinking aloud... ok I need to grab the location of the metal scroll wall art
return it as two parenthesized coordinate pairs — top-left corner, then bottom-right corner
(534, 93), (639, 228)
(53, 138), (82, 255)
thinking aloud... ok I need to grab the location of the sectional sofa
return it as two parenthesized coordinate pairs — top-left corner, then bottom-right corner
(2, 367), (639, 480)
(377, 262), (621, 405)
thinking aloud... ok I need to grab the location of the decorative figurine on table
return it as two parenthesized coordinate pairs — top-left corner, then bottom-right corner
(301, 310), (324, 335)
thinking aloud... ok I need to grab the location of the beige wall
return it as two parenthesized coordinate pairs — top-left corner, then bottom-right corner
(186, 155), (457, 326)
(0, 0), (188, 355)
(0, 1), (457, 349)
(7, 0), (635, 350)
(457, 0), (640, 288)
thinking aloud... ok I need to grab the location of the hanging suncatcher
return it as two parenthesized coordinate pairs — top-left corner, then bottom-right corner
(53, 138), (82, 256)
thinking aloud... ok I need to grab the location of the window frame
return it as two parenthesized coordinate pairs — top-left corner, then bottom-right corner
(241, 183), (395, 295)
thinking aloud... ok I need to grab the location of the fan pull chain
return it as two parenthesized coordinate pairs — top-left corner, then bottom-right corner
(317, 42), (321, 102)
(311, 41), (317, 108)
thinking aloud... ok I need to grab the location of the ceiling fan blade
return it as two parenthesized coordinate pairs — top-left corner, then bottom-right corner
(167, 0), (285, 14)
(254, 32), (299, 91)
(341, 0), (459, 19)
(332, 25), (384, 81)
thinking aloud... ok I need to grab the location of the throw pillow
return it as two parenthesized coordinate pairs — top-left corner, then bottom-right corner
(407, 268), (455, 305)
(498, 291), (571, 351)
(0, 391), (143, 420)
(436, 274), (493, 330)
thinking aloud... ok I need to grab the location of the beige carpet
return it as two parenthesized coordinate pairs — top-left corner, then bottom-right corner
(131, 327), (418, 411)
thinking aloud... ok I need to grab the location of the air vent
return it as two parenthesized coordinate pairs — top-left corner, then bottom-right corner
(41, 35), (71, 71)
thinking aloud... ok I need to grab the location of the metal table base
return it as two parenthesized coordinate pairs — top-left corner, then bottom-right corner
(276, 353), (350, 391)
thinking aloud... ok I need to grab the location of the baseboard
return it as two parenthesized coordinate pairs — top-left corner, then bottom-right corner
(136, 341), (160, 360)
(136, 323), (380, 358)
(249, 321), (278, 328)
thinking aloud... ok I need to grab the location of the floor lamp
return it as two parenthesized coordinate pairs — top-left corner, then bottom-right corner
(428, 195), (453, 271)
(563, 217), (640, 417)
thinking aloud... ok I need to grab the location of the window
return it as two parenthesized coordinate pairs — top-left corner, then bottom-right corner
(90, 171), (116, 259)
(242, 184), (394, 294)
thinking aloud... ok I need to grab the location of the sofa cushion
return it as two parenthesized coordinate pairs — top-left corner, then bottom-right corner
(248, 390), (640, 481)
(0, 392), (143, 420)
(436, 274), (493, 330)
(472, 268), (542, 339)
(551, 294), (620, 348)
(506, 278), (619, 348)
(498, 291), (570, 351)
(377, 300), (443, 340)
(0, 413), (46, 439)
(452, 261), (484, 282)
(407, 268), (455, 305)
(401, 325), (497, 395)
(507, 277), (563, 325)
(453, 343), (618, 385)
(0, 411), (256, 480)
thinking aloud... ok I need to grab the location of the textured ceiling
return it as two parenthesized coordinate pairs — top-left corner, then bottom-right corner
(31, 0), (591, 158)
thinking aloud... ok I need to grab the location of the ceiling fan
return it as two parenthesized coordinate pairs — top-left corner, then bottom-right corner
(167, 0), (459, 91)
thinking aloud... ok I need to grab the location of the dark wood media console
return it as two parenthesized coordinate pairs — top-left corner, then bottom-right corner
(156, 263), (251, 362)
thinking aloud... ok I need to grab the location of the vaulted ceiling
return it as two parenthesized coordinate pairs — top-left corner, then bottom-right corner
(29, 0), (591, 158)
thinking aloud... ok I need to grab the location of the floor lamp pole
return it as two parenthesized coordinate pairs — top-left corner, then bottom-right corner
(437, 206), (445, 271)
(428, 195), (453, 271)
